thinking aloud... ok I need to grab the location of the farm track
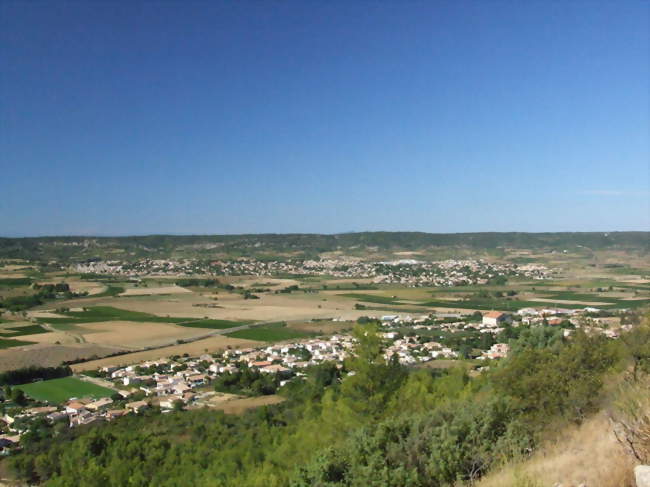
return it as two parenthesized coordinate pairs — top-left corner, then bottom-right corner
(41, 321), (89, 344)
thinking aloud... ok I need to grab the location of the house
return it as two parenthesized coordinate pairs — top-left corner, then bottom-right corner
(159, 395), (183, 409)
(482, 311), (511, 328)
(65, 401), (87, 415)
(105, 409), (129, 421)
(126, 400), (149, 413)
(260, 364), (289, 374)
(485, 343), (510, 359)
(85, 397), (113, 412)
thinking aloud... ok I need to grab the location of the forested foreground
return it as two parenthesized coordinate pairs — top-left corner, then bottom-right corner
(7, 322), (649, 487)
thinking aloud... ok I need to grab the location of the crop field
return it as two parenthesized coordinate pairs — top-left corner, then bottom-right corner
(69, 336), (263, 372)
(0, 324), (50, 337)
(72, 321), (213, 349)
(338, 293), (403, 305)
(35, 306), (194, 326)
(226, 322), (314, 342)
(18, 377), (114, 403)
(175, 319), (248, 329)
(0, 343), (125, 372)
(0, 338), (37, 349)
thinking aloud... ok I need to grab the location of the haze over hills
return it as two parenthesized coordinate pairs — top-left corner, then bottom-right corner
(1, 231), (648, 261)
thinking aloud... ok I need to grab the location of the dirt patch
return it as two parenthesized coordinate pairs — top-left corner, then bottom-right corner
(70, 336), (262, 372)
(0, 343), (125, 372)
(76, 321), (210, 349)
(119, 286), (192, 296)
(212, 395), (285, 414)
(29, 311), (68, 319)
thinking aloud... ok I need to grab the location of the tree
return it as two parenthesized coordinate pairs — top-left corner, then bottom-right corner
(620, 319), (650, 382)
(338, 323), (407, 422)
(11, 388), (27, 406)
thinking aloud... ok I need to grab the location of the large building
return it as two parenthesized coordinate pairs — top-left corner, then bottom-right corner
(482, 311), (511, 328)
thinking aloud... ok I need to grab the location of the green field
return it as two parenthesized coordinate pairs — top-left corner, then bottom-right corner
(0, 338), (37, 349)
(37, 306), (205, 326)
(338, 293), (403, 305)
(90, 286), (125, 298)
(226, 322), (313, 342)
(176, 319), (248, 329)
(18, 377), (115, 403)
(0, 324), (50, 337)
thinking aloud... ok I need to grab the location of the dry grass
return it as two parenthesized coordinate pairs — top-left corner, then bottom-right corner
(477, 412), (636, 487)
(211, 395), (285, 414)
(610, 378), (650, 465)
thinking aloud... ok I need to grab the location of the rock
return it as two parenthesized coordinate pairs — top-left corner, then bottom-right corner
(636, 465), (650, 487)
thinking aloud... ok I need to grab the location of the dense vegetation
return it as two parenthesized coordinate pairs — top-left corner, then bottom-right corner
(5, 321), (635, 487)
(0, 366), (72, 386)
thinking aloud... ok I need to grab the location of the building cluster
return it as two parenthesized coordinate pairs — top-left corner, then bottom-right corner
(73, 258), (552, 287)
(0, 302), (630, 454)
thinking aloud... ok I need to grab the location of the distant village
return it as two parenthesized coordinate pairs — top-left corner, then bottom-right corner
(73, 257), (553, 286)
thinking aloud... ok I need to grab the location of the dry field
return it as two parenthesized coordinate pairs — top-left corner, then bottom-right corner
(119, 285), (192, 296)
(100, 292), (366, 322)
(69, 336), (262, 372)
(75, 321), (211, 349)
(0, 343), (124, 372)
(528, 297), (611, 306)
(211, 394), (285, 414)
(29, 311), (68, 319)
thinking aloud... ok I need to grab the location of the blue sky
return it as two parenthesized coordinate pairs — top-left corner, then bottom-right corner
(1, 1), (648, 236)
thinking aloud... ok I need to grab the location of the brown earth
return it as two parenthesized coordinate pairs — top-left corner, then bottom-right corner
(0, 343), (125, 372)
(69, 336), (262, 372)
(75, 321), (210, 349)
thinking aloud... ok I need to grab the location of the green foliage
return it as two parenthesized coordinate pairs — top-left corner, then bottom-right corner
(213, 364), (286, 396)
(493, 329), (619, 422)
(0, 365), (72, 386)
(293, 399), (531, 486)
(4, 323), (629, 487)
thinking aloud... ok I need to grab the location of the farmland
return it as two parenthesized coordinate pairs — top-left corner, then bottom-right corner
(0, 324), (49, 337)
(17, 377), (115, 403)
(0, 338), (37, 349)
(226, 322), (315, 342)
(0, 240), (647, 373)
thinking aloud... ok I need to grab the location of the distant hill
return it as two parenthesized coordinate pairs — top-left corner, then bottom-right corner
(0, 231), (648, 261)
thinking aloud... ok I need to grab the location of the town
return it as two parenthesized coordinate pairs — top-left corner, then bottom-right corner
(0, 300), (636, 456)
(73, 257), (553, 286)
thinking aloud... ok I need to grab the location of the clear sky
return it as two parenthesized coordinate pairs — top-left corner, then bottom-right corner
(1, 1), (648, 236)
